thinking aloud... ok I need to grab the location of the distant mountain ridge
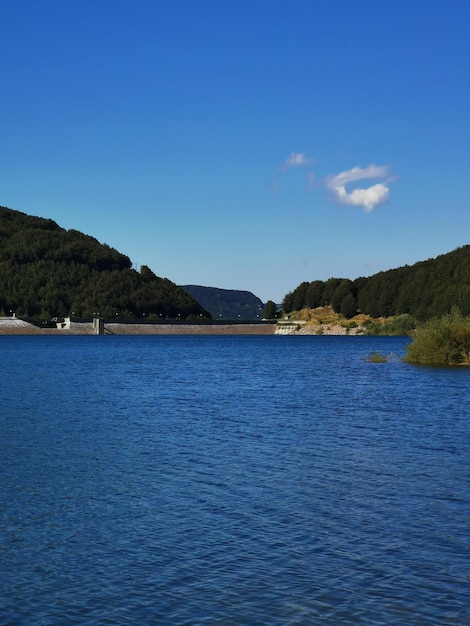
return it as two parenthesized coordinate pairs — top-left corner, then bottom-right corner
(0, 205), (210, 320)
(182, 285), (264, 320)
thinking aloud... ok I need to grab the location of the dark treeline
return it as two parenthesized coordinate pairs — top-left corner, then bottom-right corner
(0, 206), (210, 319)
(282, 246), (470, 321)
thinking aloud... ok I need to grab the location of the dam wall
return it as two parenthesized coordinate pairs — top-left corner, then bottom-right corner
(0, 318), (277, 335)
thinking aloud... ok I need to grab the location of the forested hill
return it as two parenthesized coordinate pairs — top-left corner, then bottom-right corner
(282, 246), (470, 320)
(182, 285), (264, 320)
(0, 205), (210, 320)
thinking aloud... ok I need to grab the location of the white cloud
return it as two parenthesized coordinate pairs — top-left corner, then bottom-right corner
(326, 164), (389, 188)
(326, 164), (392, 212)
(335, 183), (390, 212)
(281, 152), (311, 171)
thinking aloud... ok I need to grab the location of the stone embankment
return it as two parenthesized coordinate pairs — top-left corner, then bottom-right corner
(105, 323), (277, 335)
(0, 318), (277, 335)
(0, 317), (44, 334)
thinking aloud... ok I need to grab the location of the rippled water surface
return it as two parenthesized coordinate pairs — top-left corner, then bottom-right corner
(1, 335), (469, 625)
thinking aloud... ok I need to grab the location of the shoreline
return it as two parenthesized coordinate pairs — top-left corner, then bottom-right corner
(0, 317), (366, 336)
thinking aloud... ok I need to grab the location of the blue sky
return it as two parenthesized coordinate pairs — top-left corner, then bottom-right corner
(1, 1), (469, 303)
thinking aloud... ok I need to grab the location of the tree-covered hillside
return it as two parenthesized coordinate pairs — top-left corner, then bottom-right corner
(0, 206), (210, 319)
(182, 285), (264, 320)
(282, 246), (470, 321)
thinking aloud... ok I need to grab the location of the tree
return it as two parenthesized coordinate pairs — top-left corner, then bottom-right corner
(306, 281), (324, 309)
(292, 282), (309, 311)
(282, 291), (294, 314)
(330, 279), (355, 314)
(263, 300), (277, 319)
(340, 293), (357, 319)
(321, 278), (343, 306)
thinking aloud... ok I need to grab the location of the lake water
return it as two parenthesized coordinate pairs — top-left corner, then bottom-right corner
(0, 335), (469, 625)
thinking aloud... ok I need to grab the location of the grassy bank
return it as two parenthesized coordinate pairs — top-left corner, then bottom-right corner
(284, 306), (415, 336)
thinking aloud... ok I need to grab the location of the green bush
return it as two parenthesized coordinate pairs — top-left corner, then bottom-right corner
(404, 308), (470, 366)
(364, 314), (415, 336)
(367, 351), (388, 363)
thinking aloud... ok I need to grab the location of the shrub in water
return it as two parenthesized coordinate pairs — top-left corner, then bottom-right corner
(367, 351), (388, 363)
(404, 308), (470, 366)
